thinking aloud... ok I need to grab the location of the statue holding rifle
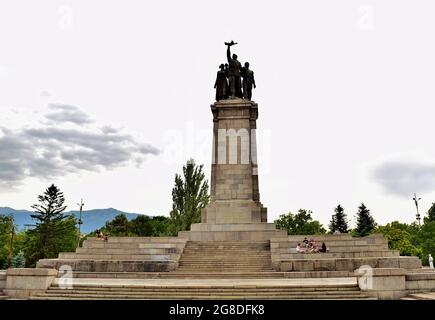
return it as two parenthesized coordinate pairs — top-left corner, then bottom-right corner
(214, 41), (256, 101)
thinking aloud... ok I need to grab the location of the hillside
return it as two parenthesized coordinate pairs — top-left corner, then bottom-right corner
(0, 207), (143, 233)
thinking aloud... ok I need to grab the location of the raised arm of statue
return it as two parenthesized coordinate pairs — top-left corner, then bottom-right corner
(226, 45), (231, 63)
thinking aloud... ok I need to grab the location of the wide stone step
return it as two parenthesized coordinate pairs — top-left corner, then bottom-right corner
(181, 257), (270, 260)
(277, 256), (422, 271)
(76, 248), (181, 255)
(279, 234), (386, 243)
(58, 253), (179, 260)
(405, 292), (435, 300)
(182, 251), (270, 254)
(48, 282), (359, 290)
(179, 262), (272, 265)
(82, 242), (185, 250)
(85, 237), (186, 243)
(177, 266), (274, 269)
(179, 261), (272, 264)
(70, 270), (355, 279)
(178, 266), (273, 269)
(41, 290), (364, 297)
(275, 245), (389, 253)
(32, 294), (374, 300)
(184, 247), (270, 249)
(276, 251), (399, 259)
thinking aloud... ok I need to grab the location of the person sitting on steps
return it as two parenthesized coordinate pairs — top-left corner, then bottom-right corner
(319, 242), (327, 253)
(302, 237), (309, 248)
(296, 243), (305, 253)
(96, 229), (103, 239)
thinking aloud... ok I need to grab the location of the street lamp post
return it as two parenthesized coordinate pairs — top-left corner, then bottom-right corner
(77, 199), (84, 247)
(413, 193), (422, 227)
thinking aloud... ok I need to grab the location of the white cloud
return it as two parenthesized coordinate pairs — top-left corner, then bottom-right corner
(0, 105), (160, 189)
(370, 151), (435, 198)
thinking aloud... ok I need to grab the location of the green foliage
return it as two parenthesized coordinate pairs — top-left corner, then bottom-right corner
(374, 222), (422, 258)
(30, 184), (67, 224)
(98, 214), (175, 238)
(1, 231), (27, 269)
(416, 221), (435, 265)
(129, 215), (173, 237)
(0, 214), (15, 268)
(170, 159), (209, 234)
(355, 203), (376, 237)
(104, 214), (131, 236)
(328, 204), (348, 233)
(24, 185), (77, 267)
(275, 209), (326, 235)
(12, 251), (26, 268)
(424, 203), (435, 224)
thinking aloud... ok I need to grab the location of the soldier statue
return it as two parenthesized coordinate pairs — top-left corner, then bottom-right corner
(225, 41), (243, 98)
(214, 64), (228, 101)
(241, 62), (256, 100)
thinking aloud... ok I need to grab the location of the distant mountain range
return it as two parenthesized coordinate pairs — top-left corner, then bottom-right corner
(0, 207), (143, 233)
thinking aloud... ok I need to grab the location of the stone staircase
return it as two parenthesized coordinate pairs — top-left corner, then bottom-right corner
(30, 279), (375, 300)
(176, 241), (274, 272)
(36, 237), (187, 272)
(271, 234), (422, 272)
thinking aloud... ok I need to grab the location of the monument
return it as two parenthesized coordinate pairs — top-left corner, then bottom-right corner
(5, 42), (431, 300)
(181, 42), (286, 241)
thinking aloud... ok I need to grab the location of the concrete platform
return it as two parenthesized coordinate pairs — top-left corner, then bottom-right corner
(30, 277), (375, 300)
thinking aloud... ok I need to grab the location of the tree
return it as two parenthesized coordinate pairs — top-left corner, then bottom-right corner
(129, 215), (153, 236)
(12, 251), (26, 268)
(275, 209), (326, 235)
(150, 216), (174, 236)
(0, 214), (15, 268)
(170, 159), (209, 234)
(104, 214), (131, 236)
(374, 223), (422, 257)
(417, 221), (435, 265)
(128, 215), (174, 236)
(424, 203), (435, 224)
(25, 184), (77, 267)
(354, 203), (376, 237)
(328, 205), (348, 233)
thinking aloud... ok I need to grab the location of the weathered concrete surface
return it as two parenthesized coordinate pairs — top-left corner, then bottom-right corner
(5, 268), (58, 299)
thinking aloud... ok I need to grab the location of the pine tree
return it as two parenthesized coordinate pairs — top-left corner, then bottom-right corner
(328, 215), (337, 234)
(12, 251), (25, 268)
(329, 205), (348, 233)
(25, 184), (77, 267)
(355, 203), (376, 237)
(170, 159), (209, 234)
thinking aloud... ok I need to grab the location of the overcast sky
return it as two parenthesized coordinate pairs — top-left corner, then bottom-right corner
(1, 0), (435, 228)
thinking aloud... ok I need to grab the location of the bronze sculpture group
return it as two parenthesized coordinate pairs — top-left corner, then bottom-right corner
(214, 41), (256, 101)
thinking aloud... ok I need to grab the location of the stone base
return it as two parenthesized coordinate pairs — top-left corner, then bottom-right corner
(179, 229), (287, 241)
(5, 268), (58, 299)
(201, 200), (267, 224)
(190, 222), (278, 232)
(355, 268), (407, 300)
(179, 221), (287, 241)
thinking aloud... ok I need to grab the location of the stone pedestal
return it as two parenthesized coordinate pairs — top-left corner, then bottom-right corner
(201, 99), (266, 224)
(183, 99), (285, 240)
(355, 268), (407, 300)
